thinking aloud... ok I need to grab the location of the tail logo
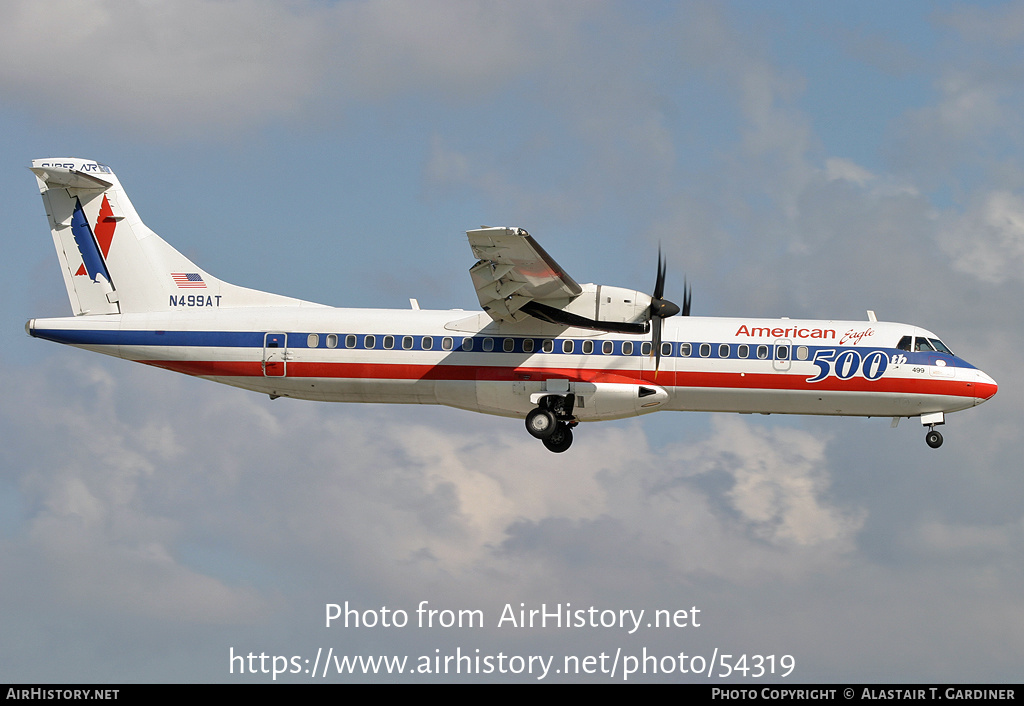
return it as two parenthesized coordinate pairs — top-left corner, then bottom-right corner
(70, 195), (116, 284)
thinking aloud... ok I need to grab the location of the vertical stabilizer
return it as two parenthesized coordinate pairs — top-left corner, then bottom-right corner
(31, 158), (315, 315)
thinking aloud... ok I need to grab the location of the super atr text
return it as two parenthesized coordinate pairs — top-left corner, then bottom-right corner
(325, 600), (701, 634)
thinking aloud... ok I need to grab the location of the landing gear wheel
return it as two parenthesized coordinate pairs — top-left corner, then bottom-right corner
(526, 407), (558, 439)
(925, 429), (943, 449)
(542, 424), (573, 453)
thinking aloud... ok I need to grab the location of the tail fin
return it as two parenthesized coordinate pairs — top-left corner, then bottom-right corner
(31, 158), (314, 315)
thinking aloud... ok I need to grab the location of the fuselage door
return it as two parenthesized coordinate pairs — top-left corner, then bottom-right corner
(263, 332), (288, 377)
(772, 338), (792, 372)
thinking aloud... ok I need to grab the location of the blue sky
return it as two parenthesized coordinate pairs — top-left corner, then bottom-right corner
(2, 0), (1023, 683)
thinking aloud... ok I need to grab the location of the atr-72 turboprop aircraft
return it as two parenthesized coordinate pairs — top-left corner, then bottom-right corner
(26, 158), (997, 452)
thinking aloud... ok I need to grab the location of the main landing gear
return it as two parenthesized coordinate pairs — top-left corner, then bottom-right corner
(525, 395), (577, 453)
(925, 428), (943, 449)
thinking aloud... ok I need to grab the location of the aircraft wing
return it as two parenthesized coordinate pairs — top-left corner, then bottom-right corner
(467, 227), (583, 323)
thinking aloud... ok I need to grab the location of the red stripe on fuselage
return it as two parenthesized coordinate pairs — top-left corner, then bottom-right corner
(136, 359), (986, 398)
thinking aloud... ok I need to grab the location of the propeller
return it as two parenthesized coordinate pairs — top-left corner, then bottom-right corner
(648, 248), (688, 372)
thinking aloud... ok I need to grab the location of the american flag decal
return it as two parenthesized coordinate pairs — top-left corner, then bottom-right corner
(171, 272), (206, 288)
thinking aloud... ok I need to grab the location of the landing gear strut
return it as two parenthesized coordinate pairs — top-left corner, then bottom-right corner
(526, 394), (577, 452)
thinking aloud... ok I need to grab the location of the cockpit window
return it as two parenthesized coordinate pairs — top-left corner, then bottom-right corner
(897, 336), (912, 351)
(914, 338), (935, 352)
(928, 338), (953, 355)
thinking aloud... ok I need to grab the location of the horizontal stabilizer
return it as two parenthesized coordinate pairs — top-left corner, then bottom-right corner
(30, 164), (113, 190)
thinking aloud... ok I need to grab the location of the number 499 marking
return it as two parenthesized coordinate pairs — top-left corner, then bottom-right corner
(807, 349), (889, 383)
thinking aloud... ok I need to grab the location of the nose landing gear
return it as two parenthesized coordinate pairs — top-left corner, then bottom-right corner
(525, 394), (577, 453)
(921, 412), (945, 449)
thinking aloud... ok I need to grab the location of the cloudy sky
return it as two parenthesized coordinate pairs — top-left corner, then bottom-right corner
(2, 0), (1023, 683)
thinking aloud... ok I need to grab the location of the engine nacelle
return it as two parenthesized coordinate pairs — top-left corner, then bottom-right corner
(559, 284), (652, 327)
(532, 381), (669, 421)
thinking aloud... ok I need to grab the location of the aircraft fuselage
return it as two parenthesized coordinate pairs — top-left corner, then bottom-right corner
(27, 308), (997, 423)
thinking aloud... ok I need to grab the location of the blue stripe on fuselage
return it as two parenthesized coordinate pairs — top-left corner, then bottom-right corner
(31, 328), (264, 348)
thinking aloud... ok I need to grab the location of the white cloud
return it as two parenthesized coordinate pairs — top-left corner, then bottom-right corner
(0, 0), (595, 135)
(940, 190), (1024, 284)
(825, 157), (876, 186)
(686, 418), (864, 547)
(0, 0), (327, 133)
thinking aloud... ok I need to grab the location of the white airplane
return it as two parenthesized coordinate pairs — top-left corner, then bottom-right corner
(26, 158), (997, 452)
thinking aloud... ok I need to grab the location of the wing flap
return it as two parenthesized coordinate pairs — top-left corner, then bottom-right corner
(467, 227), (582, 323)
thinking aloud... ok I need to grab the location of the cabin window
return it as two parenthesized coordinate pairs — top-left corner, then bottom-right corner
(738, 344), (749, 358)
(482, 338), (494, 352)
(776, 345), (789, 360)
(402, 336), (413, 350)
(622, 341), (634, 355)
(641, 341), (652, 356)
(383, 335), (394, 350)
(603, 340), (614, 355)
(523, 339), (535, 353)
(680, 343), (692, 357)
(582, 340), (594, 354)
(345, 334), (356, 349)
(796, 346), (808, 361)
(462, 337), (474, 351)
(364, 335), (376, 349)
(441, 337), (453, 351)
(719, 344), (730, 358)
(422, 336), (433, 351)
(699, 343), (711, 358)
(326, 334), (338, 349)
(662, 342), (672, 357)
(562, 340), (574, 354)
(542, 339), (554, 353)
(756, 345), (768, 359)
(307, 333), (319, 348)
(503, 338), (515, 352)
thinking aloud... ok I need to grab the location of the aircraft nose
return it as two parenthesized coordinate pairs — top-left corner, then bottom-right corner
(972, 369), (998, 404)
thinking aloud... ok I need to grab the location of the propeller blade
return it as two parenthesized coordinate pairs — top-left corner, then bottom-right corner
(652, 315), (663, 371)
(682, 279), (692, 317)
(654, 247), (667, 299)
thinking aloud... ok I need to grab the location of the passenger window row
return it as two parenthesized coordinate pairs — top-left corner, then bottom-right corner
(301, 334), (810, 360)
